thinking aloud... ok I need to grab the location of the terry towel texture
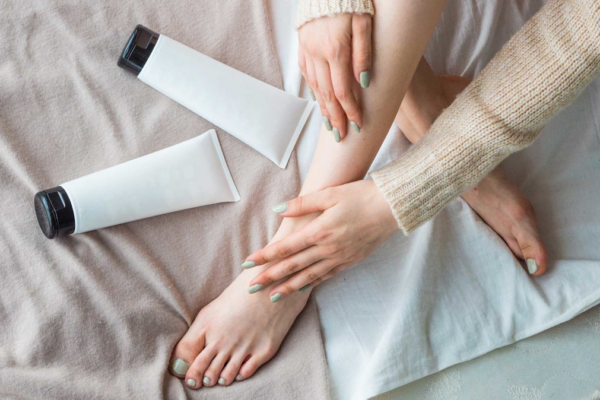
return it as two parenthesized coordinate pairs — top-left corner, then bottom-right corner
(0, 0), (329, 399)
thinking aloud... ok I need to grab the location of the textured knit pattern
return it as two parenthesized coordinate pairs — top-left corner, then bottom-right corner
(371, 0), (600, 234)
(295, 0), (374, 28)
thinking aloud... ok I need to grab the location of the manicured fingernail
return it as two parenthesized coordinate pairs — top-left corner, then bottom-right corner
(360, 71), (370, 88)
(272, 202), (287, 214)
(171, 358), (189, 376)
(350, 121), (360, 133)
(323, 116), (333, 131)
(241, 261), (256, 269)
(333, 128), (341, 143)
(270, 293), (283, 303)
(248, 284), (264, 294)
(299, 284), (312, 293)
(203, 377), (211, 386)
(527, 259), (538, 275)
(236, 374), (244, 381)
(309, 89), (316, 101)
(218, 377), (226, 385)
(186, 378), (196, 387)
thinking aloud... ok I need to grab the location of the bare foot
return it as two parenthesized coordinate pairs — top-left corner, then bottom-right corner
(396, 61), (548, 275)
(168, 218), (312, 389)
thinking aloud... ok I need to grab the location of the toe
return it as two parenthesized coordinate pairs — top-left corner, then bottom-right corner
(203, 352), (229, 386)
(513, 225), (548, 276)
(185, 345), (218, 389)
(169, 330), (206, 378)
(238, 352), (272, 379)
(219, 353), (246, 386)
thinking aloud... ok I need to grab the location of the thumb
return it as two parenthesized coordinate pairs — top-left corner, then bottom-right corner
(352, 14), (372, 88)
(272, 188), (337, 217)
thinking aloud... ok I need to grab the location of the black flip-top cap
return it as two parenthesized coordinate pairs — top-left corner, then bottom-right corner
(34, 186), (75, 239)
(118, 25), (160, 76)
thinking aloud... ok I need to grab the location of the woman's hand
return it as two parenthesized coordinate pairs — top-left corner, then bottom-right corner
(298, 13), (372, 142)
(244, 180), (399, 300)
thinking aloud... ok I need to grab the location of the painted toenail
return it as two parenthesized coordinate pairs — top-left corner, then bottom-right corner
(527, 259), (538, 275)
(248, 284), (264, 294)
(218, 377), (226, 385)
(186, 378), (196, 387)
(171, 358), (189, 376)
(270, 293), (283, 303)
(241, 261), (256, 269)
(299, 284), (311, 293)
(236, 374), (244, 381)
(203, 377), (212, 386)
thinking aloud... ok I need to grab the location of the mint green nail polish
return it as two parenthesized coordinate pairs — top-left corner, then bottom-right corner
(527, 259), (538, 275)
(323, 117), (333, 131)
(272, 202), (287, 214)
(248, 284), (264, 294)
(203, 377), (211, 386)
(186, 378), (196, 387)
(309, 89), (316, 101)
(333, 128), (341, 143)
(171, 358), (189, 376)
(241, 261), (256, 269)
(236, 374), (244, 381)
(218, 377), (226, 385)
(270, 293), (283, 303)
(299, 284), (312, 293)
(360, 71), (370, 88)
(351, 121), (360, 133)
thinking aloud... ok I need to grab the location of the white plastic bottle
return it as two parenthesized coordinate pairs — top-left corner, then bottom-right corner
(34, 130), (239, 238)
(118, 25), (312, 168)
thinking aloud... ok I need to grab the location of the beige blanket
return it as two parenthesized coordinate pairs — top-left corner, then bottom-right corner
(0, 0), (329, 398)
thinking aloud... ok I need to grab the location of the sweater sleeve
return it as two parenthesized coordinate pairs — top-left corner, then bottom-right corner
(295, 0), (374, 28)
(371, 0), (600, 235)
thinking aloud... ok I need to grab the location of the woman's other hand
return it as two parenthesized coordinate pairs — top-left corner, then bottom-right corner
(244, 180), (398, 299)
(298, 13), (372, 142)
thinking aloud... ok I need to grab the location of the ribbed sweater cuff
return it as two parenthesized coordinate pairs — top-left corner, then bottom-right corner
(296, 0), (374, 28)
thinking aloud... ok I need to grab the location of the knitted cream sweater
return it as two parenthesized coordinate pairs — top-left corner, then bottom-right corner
(371, 0), (600, 234)
(295, 0), (374, 28)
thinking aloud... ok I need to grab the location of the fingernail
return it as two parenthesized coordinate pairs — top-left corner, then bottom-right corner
(333, 128), (341, 143)
(186, 378), (196, 387)
(241, 261), (256, 269)
(218, 377), (226, 385)
(299, 284), (312, 293)
(248, 284), (264, 294)
(236, 374), (244, 381)
(350, 121), (360, 133)
(272, 202), (287, 214)
(309, 89), (316, 101)
(323, 116), (333, 131)
(360, 71), (370, 88)
(527, 259), (538, 275)
(270, 293), (283, 303)
(171, 358), (189, 376)
(203, 377), (212, 386)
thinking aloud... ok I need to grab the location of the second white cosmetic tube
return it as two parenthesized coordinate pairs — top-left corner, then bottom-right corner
(118, 25), (312, 169)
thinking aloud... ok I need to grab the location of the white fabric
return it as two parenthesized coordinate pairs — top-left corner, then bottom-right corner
(269, 0), (600, 399)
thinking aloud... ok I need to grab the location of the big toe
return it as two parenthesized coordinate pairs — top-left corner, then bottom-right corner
(513, 226), (548, 276)
(169, 328), (206, 378)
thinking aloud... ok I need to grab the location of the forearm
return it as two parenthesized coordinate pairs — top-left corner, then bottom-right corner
(300, 0), (447, 196)
(372, 0), (600, 233)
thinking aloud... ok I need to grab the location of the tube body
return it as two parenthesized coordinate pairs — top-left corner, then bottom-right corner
(137, 35), (312, 168)
(60, 130), (239, 234)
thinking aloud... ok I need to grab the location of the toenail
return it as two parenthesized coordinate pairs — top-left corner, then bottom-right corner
(299, 284), (311, 293)
(186, 378), (196, 387)
(203, 377), (211, 386)
(241, 261), (256, 269)
(526, 259), (538, 274)
(236, 374), (244, 381)
(248, 284), (264, 294)
(171, 358), (189, 376)
(218, 377), (226, 385)
(270, 293), (283, 303)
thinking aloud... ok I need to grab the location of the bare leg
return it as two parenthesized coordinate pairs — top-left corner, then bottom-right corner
(396, 57), (548, 274)
(169, 0), (448, 389)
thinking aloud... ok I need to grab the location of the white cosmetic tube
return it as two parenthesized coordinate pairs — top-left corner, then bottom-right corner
(118, 25), (312, 169)
(34, 130), (240, 238)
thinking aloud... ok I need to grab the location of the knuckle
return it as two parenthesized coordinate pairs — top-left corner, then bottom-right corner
(333, 87), (349, 102)
(283, 261), (299, 274)
(306, 271), (321, 282)
(321, 90), (336, 103)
